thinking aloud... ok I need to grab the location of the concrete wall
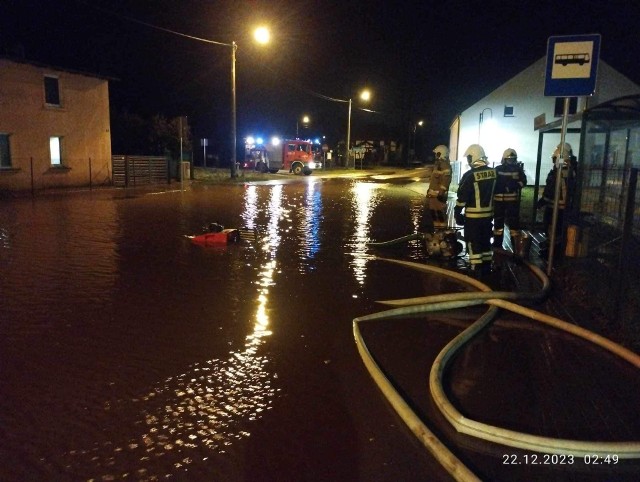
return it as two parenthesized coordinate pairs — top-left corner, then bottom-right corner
(0, 59), (112, 191)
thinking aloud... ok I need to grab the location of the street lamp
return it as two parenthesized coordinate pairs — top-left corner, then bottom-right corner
(346, 89), (371, 168)
(297, 115), (310, 138)
(227, 27), (270, 178)
(410, 120), (424, 162)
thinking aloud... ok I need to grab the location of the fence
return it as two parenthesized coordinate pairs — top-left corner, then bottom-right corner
(111, 155), (169, 187)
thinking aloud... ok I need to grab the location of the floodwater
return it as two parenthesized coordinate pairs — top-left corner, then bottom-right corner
(0, 178), (452, 481)
(2, 176), (639, 482)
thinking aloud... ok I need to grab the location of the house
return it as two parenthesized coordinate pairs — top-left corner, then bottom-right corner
(448, 56), (640, 185)
(0, 57), (112, 192)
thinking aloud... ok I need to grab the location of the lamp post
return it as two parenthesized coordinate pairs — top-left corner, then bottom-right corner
(411, 120), (424, 162)
(297, 115), (310, 138)
(346, 89), (370, 168)
(230, 41), (238, 177)
(227, 27), (269, 178)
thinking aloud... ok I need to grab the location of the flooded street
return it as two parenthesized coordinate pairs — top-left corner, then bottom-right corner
(0, 177), (450, 481)
(3, 175), (639, 482)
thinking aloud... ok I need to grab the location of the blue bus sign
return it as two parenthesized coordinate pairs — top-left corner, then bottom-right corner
(544, 34), (601, 97)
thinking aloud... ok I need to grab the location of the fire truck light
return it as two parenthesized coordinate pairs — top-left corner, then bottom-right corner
(271, 136), (281, 146)
(256, 137), (264, 145)
(246, 136), (255, 145)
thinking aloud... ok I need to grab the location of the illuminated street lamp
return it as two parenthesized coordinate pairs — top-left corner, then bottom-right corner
(297, 115), (310, 137)
(410, 120), (424, 161)
(226, 26), (269, 178)
(346, 89), (371, 168)
(254, 26), (270, 44)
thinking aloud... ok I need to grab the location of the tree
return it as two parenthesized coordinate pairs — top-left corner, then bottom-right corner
(148, 115), (192, 160)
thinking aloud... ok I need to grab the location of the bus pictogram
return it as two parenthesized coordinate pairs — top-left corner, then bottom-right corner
(554, 53), (591, 66)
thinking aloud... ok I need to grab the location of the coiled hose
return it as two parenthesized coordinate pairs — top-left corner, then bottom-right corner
(353, 253), (640, 481)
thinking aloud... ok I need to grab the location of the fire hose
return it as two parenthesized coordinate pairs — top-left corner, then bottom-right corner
(353, 252), (640, 481)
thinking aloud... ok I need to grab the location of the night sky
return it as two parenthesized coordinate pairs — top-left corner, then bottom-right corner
(2, 0), (640, 156)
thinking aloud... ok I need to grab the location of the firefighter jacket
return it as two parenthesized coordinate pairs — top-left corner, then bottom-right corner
(428, 158), (452, 200)
(541, 163), (576, 210)
(494, 163), (527, 202)
(456, 164), (497, 219)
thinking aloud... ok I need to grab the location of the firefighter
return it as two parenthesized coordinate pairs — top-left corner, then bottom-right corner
(454, 144), (497, 276)
(537, 143), (577, 239)
(493, 148), (527, 248)
(425, 145), (452, 231)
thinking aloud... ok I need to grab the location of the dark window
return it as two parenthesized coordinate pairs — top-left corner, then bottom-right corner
(0, 134), (11, 167)
(504, 105), (515, 117)
(44, 76), (60, 105)
(554, 97), (577, 117)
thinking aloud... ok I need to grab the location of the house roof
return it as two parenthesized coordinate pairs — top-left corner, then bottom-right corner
(0, 55), (119, 82)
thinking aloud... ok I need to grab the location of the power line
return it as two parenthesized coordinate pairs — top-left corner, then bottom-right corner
(74, 0), (231, 47)
(75, 0), (380, 114)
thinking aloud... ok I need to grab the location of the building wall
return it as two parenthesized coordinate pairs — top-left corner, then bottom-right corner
(453, 57), (640, 184)
(0, 59), (112, 191)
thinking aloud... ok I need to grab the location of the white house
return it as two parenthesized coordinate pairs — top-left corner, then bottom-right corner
(449, 56), (640, 185)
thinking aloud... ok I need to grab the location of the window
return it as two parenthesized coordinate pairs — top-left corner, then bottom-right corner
(0, 134), (11, 168)
(504, 105), (515, 117)
(554, 97), (578, 117)
(287, 144), (296, 152)
(50, 136), (62, 166)
(44, 76), (60, 106)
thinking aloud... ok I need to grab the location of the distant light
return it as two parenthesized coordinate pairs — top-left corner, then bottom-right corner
(271, 136), (281, 146)
(246, 136), (255, 145)
(302, 115), (310, 124)
(418, 120), (424, 126)
(314, 138), (320, 144)
(254, 26), (270, 44)
(256, 137), (264, 145)
(360, 89), (371, 102)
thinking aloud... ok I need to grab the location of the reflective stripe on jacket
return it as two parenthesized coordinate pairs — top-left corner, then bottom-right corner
(456, 165), (497, 219)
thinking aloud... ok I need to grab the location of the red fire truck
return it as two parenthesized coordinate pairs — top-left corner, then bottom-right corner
(244, 137), (321, 175)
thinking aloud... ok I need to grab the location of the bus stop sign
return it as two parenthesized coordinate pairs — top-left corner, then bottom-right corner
(544, 34), (601, 97)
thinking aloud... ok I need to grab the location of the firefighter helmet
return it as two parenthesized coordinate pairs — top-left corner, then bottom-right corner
(502, 148), (517, 164)
(433, 145), (449, 159)
(552, 143), (573, 166)
(464, 144), (487, 167)
(552, 143), (572, 159)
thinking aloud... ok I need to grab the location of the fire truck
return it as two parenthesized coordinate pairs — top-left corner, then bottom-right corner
(244, 137), (321, 175)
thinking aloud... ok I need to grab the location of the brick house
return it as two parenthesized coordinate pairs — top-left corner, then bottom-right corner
(0, 57), (112, 192)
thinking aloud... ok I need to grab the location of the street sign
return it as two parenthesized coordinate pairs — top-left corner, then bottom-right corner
(544, 34), (601, 97)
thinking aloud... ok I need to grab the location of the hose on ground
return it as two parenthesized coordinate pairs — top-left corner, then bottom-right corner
(353, 251), (640, 481)
(366, 232), (423, 247)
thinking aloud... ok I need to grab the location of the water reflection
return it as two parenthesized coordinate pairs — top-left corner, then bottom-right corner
(297, 181), (322, 270)
(64, 186), (287, 480)
(348, 182), (385, 285)
(408, 195), (428, 260)
(1, 180), (432, 480)
(0, 226), (11, 249)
